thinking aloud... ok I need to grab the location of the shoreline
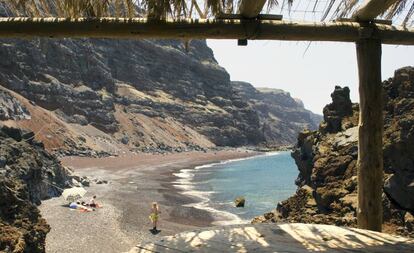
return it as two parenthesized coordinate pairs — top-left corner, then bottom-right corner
(169, 151), (284, 226)
(40, 149), (260, 253)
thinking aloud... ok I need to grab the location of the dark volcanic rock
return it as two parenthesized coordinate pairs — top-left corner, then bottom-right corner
(382, 67), (414, 213)
(320, 86), (354, 133)
(232, 81), (322, 146)
(0, 126), (72, 252)
(253, 67), (414, 238)
(0, 89), (30, 120)
(0, 35), (321, 149)
(235, 196), (246, 207)
(0, 126), (70, 204)
(385, 174), (414, 211)
(0, 38), (265, 146)
(0, 178), (50, 253)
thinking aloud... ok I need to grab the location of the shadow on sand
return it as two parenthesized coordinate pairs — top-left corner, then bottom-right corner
(149, 229), (161, 235)
(133, 223), (414, 253)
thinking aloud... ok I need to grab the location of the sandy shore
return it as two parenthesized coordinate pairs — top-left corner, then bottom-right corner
(39, 149), (258, 253)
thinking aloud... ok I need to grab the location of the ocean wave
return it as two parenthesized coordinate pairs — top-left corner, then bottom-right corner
(173, 169), (195, 178)
(172, 152), (283, 225)
(173, 152), (288, 225)
(194, 151), (281, 170)
(180, 189), (246, 226)
(173, 169), (245, 224)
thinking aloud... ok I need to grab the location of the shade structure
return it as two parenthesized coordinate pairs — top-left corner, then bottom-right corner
(62, 187), (87, 203)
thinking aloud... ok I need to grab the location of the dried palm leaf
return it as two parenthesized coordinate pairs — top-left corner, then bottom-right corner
(338, 0), (358, 18)
(403, 1), (414, 26)
(267, 0), (278, 13)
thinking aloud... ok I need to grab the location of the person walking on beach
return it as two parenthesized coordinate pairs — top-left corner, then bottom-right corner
(149, 202), (160, 233)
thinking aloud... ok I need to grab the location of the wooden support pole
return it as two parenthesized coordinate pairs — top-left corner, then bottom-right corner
(0, 18), (414, 45)
(356, 37), (384, 232)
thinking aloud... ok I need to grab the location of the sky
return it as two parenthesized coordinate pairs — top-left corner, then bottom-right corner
(207, 40), (414, 115)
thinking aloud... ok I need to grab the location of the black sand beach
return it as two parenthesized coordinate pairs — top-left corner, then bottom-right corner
(39, 150), (258, 253)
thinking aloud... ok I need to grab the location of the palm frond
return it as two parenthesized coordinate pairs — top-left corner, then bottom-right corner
(338, 0), (358, 18)
(1, 0), (413, 27)
(385, 0), (407, 19)
(205, 0), (223, 15)
(266, 0), (278, 13)
(403, 1), (414, 26)
(321, 0), (337, 21)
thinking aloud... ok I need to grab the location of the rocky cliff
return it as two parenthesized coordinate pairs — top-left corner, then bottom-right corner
(0, 36), (320, 154)
(232, 81), (321, 146)
(0, 126), (72, 252)
(253, 67), (414, 238)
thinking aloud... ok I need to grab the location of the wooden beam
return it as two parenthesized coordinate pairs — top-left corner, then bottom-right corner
(356, 38), (384, 232)
(238, 0), (267, 19)
(353, 0), (400, 21)
(0, 18), (413, 45)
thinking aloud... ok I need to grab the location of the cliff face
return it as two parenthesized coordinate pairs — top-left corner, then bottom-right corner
(253, 67), (414, 238)
(0, 37), (320, 153)
(0, 126), (72, 252)
(0, 38), (263, 149)
(232, 81), (322, 146)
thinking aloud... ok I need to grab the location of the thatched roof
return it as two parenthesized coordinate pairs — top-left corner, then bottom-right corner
(1, 0), (412, 27)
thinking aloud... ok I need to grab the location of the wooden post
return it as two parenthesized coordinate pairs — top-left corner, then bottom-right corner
(356, 37), (384, 232)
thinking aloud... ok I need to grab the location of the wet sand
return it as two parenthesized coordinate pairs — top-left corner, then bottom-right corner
(39, 149), (258, 253)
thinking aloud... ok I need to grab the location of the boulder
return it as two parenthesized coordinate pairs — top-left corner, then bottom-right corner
(121, 136), (129, 145)
(234, 197), (245, 208)
(384, 174), (414, 211)
(1, 125), (23, 141)
(81, 178), (90, 187)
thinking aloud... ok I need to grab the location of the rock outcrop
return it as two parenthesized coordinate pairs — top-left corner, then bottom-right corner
(0, 89), (30, 121)
(0, 34), (320, 153)
(0, 125), (72, 252)
(232, 81), (321, 146)
(253, 67), (414, 238)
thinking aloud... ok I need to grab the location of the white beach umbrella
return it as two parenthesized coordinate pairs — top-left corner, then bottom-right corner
(62, 187), (87, 203)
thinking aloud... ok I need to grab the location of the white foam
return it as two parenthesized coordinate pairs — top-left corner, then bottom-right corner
(172, 152), (283, 226)
(180, 189), (245, 225)
(173, 167), (244, 225)
(194, 151), (281, 170)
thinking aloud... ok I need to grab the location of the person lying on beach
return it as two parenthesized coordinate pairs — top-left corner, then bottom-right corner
(89, 195), (98, 207)
(69, 201), (93, 212)
(78, 204), (93, 212)
(69, 202), (78, 209)
(149, 202), (161, 232)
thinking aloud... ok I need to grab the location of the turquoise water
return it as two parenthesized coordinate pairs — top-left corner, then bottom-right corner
(174, 151), (298, 223)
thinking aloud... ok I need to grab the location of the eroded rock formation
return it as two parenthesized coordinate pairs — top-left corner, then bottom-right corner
(253, 67), (414, 238)
(0, 126), (72, 252)
(0, 37), (320, 154)
(0, 89), (30, 121)
(232, 81), (321, 146)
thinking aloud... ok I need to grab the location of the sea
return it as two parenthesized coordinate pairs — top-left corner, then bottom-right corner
(173, 151), (298, 225)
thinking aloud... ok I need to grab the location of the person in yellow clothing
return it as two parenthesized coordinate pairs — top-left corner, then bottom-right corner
(149, 202), (160, 232)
